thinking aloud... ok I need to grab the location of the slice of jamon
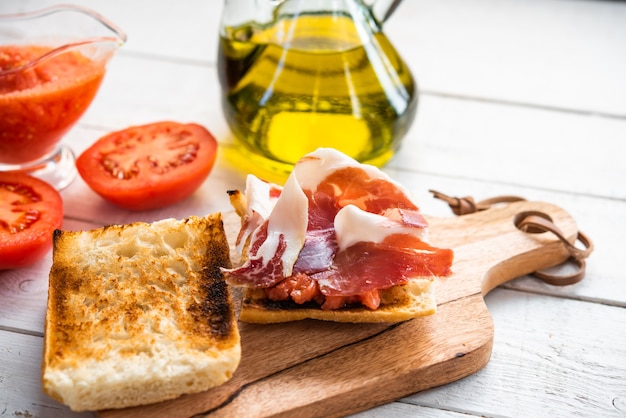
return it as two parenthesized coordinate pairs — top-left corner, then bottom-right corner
(225, 173), (308, 287)
(228, 174), (283, 254)
(223, 148), (454, 309)
(267, 206), (453, 310)
(313, 233), (453, 297)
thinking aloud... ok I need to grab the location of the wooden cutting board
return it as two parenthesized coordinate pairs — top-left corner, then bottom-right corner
(99, 200), (579, 418)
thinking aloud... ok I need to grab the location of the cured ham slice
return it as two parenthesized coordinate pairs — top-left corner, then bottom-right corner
(314, 234), (452, 296)
(223, 148), (453, 310)
(226, 173), (308, 286)
(229, 175), (280, 253)
(316, 205), (452, 297)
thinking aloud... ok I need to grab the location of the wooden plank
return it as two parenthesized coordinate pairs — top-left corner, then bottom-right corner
(391, 288), (626, 418)
(3, 284), (620, 418)
(76, 55), (229, 137)
(0, 330), (92, 418)
(386, 0), (626, 116)
(0, 0), (222, 63)
(388, 95), (626, 200)
(0, 219), (104, 334)
(354, 402), (473, 418)
(64, 53), (626, 202)
(3, 290), (622, 418)
(8, 0), (625, 116)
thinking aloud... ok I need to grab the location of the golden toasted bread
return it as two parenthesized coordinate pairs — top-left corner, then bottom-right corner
(42, 213), (240, 412)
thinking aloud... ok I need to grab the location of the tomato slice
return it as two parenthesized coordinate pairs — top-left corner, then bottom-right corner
(0, 172), (63, 270)
(76, 121), (218, 211)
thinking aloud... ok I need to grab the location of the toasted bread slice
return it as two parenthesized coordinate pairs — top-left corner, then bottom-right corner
(238, 278), (436, 324)
(42, 213), (240, 412)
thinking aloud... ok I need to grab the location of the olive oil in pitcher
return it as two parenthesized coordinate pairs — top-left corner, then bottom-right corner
(218, 13), (417, 177)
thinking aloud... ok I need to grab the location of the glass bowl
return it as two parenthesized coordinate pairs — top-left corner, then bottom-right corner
(0, 4), (126, 189)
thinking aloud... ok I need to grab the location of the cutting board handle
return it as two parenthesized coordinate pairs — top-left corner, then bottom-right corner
(427, 195), (594, 305)
(429, 190), (594, 288)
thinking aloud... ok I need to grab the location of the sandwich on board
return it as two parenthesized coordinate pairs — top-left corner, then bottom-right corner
(223, 148), (454, 323)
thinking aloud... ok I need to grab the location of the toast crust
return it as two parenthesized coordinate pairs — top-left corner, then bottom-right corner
(238, 278), (436, 324)
(43, 213), (241, 411)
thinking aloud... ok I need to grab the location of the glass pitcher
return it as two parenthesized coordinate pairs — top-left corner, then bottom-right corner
(218, 0), (416, 180)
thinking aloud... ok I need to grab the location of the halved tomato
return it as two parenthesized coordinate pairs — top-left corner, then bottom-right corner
(0, 172), (63, 270)
(76, 121), (218, 211)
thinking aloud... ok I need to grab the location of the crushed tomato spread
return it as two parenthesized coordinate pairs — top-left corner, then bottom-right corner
(0, 45), (105, 164)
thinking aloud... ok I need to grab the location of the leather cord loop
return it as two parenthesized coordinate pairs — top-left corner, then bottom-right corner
(430, 190), (594, 286)
(518, 214), (594, 286)
(533, 257), (586, 286)
(517, 215), (594, 261)
(429, 189), (525, 216)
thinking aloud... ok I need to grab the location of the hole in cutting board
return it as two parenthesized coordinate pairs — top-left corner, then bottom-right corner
(513, 211), (553, 234)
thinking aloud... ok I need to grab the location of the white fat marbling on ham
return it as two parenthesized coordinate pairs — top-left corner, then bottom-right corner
(233, 175), (279, 253)
(261, 173), (308, 277)
(245, 174), (277, 220)
(225, 172), (308, 285)
(295, 148), (396, 192)
(334, 205), (428, 251)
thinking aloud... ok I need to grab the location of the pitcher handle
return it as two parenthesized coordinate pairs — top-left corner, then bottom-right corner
(368, 0), (404, 24)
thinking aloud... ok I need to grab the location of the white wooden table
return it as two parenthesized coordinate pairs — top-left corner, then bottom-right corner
(2, 1), (625, 417)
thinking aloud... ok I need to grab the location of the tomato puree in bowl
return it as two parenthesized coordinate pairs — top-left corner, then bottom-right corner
(0, 45), (105, 164)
